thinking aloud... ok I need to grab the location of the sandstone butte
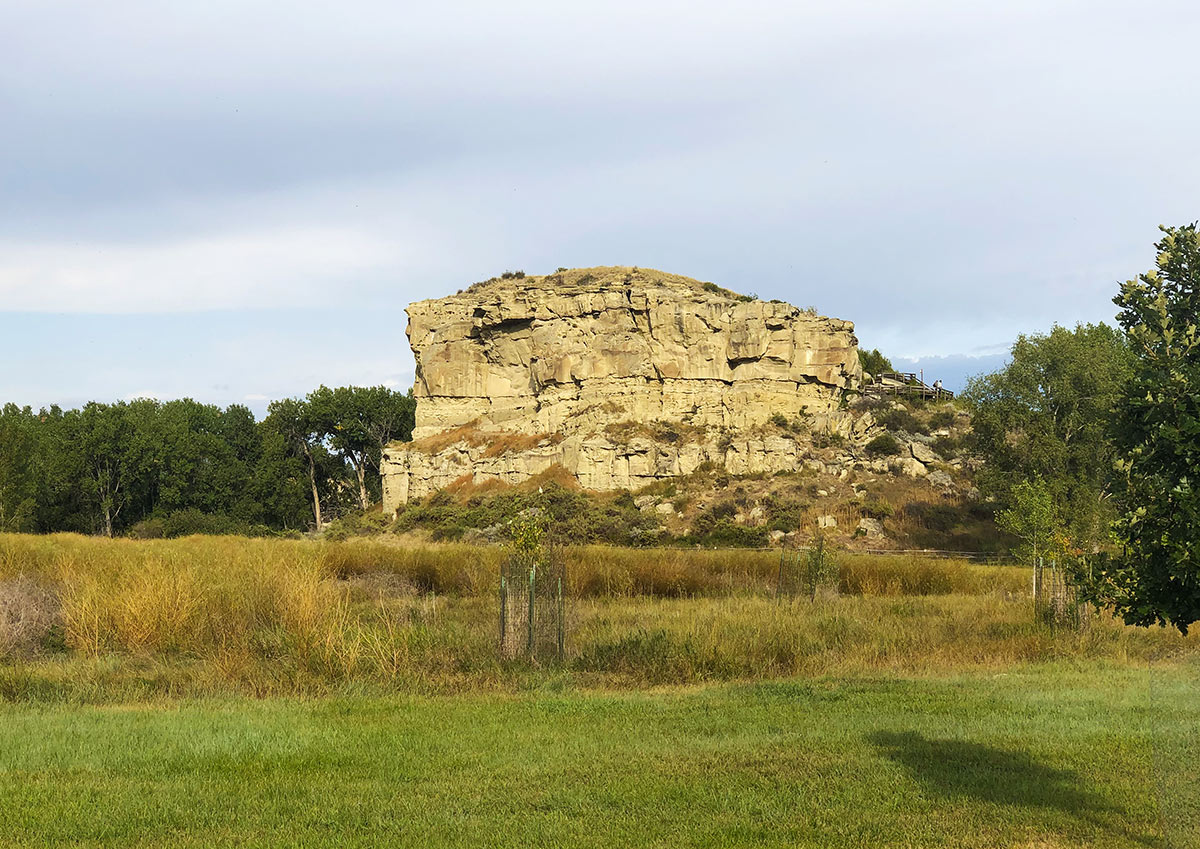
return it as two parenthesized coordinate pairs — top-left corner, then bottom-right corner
(381, 267), (862, 511)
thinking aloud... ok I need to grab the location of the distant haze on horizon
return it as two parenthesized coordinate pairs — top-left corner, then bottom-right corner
(2, 0), (1196, 416)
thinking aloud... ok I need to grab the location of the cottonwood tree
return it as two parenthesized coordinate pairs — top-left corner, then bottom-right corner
(996, 478), (1061, 563)
(250, 426), (315, 530)
(263, 397), (328, 530)
(963, 323), (1133, 550)
(151, 399), (256, 517)
(306, 385), (415, 511)
(0, 404), (38, 532)
(1094, 224), (1200, 634)
(70, 402), (136, 537)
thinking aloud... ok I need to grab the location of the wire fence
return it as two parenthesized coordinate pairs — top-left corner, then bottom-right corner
(644, 545), (1018, 564)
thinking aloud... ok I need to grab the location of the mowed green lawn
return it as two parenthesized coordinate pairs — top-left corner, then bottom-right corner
(0, 662), (1195, 848)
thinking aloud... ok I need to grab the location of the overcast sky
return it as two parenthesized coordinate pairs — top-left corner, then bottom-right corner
(2, 0), (1196, 413)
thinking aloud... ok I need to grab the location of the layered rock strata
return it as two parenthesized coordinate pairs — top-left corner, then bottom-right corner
(382, 267), (861, 509)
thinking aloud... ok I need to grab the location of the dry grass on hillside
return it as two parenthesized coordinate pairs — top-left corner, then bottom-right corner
(480, 431), (563, 458)
(406, 422), (562, 458)
(441, 464), (581, 501)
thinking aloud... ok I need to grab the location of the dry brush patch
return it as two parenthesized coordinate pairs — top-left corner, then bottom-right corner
(0, 575), (61, 658)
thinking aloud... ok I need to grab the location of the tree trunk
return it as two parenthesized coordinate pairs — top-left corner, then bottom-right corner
(354, 460), (369, 511)
(305, 449), (323, 531)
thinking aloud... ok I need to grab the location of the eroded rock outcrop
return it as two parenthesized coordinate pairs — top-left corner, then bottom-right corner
(382, 267), (861, 509)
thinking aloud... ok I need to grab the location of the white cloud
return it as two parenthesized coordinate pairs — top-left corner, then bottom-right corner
(0, 226), (398, 313)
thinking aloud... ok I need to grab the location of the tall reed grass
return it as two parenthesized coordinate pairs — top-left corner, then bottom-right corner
(0, 533), (1192, 700)
(322, 540), (1029, 598)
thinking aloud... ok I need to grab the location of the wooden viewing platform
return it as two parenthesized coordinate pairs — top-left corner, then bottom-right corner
(863, 371), (954, 401)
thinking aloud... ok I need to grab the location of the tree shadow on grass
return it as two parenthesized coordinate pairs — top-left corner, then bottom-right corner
(869, 731), (1157, 846)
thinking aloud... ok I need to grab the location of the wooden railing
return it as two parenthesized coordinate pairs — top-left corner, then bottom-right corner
(864, 371), (954, 401)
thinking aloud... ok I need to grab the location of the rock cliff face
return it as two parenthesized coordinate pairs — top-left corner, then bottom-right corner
(382, 267), (861, 509)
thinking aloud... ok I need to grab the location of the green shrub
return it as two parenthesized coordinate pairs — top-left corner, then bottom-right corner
(128, 510), (271, 539)
(878, 407), (926, 435)
(685, 501), (768, 547)
(901, 502), (961, 533)
(865, 433), (902, 457)
(702, 281), (755, 302)
(929, 410), (957, 429)
(765, 495), (807, 533)
(391, 483), (662, 547)
(769, 410), (810, 434)
(932, 434), (959, 457)
(323, 509), (395, 541)
(127, 517), (166, 539)
(709, 501), (737, 521)
(691, 521), (769, 548)
(812, 431), (845, 449)
(860, 499), (894, 520)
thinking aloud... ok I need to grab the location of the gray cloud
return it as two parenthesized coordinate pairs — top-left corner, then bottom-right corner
(0, 0), (1195, 409)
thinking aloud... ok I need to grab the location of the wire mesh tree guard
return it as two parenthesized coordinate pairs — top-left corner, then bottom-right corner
(776, 534), (840, 600)
(499, 545), (566, 661)
(1032, 556), (1089, 630)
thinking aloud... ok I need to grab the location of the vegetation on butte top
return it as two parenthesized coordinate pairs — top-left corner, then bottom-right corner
(455, 265), (762, 304)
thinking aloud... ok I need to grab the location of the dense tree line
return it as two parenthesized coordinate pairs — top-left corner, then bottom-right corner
(0, 386), (414, 537)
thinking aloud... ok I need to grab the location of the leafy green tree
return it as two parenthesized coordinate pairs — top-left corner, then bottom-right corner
(306, 385), (415, 510)
(263, 397), (328, 530)
(249, 428), (314, 530)
(30, 405), (85, 533)
(963, 323), (1133, 550)
(0, 404), (38, 531)
(70, 402), (138, 536)
(1094, 224), (1200, 634)
(859, 348), (894, 377)
(996, 478), (1061, 563)
(152, 399), (254, 518)
(211, 403), (263, 520)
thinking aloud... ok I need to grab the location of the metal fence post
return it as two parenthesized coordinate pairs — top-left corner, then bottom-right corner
(527, 564), (536, 657)
(557, 575), (564, 660)
(500, 575), (507, 650)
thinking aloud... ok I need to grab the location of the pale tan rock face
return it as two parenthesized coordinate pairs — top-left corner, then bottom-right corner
(382, 267), (861, 509)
